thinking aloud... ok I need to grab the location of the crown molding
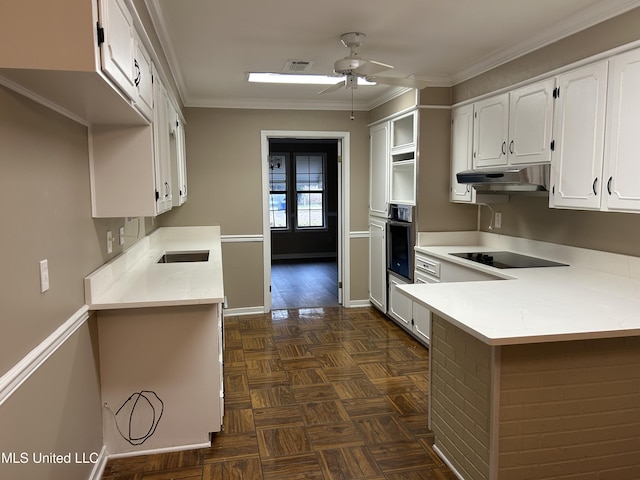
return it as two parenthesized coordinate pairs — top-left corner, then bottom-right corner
(451, 0), (640, 85)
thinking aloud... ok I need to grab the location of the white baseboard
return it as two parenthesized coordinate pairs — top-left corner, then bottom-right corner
(87, 446), (108, 480)
(433, 444), (465, 480)
(106, 441), (211, 460)
(346, 299), (373, 308)
(223, 306), (266, 317)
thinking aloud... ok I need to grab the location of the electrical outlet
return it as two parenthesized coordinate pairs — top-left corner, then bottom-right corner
(39, 259), (49, 293)
(494, 212), (502, 229)
(107, 230), (113, 254)
(119, 226), (125, 245)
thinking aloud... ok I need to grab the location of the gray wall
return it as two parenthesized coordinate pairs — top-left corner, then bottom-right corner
(158, 107), (371, 308)
(0, 85), (111, 479)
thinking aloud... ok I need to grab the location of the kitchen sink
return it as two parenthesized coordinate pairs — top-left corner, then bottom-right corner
(157, 251), (209, 263)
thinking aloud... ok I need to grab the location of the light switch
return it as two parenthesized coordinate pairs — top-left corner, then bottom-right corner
(39, 259), (49, 293)
(107, 230), (113, 254)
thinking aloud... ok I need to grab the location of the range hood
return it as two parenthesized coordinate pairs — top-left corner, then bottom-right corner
(456, 164), (550, 194)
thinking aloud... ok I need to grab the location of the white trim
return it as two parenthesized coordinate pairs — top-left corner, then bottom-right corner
(368, 104), (418, 128)
(450, 0), (640, 86)
(106, 441), (211, 459)
(433, 444), (466, 480)
(87, 446), (108, 480)
(453, 37), (640, 109)
(223, 306), (266, 317)
(489, 346), (501, 480)
(220, 234), (264, 243)
(349, 230), (369, 239)
(347, 299), (372, 308)
(0, 306), (90, 407)
(261, 130), (351, 311)
(0, 75), (89, 126)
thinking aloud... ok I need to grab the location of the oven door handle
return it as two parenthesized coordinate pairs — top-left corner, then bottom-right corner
(386, 219), (412, 227)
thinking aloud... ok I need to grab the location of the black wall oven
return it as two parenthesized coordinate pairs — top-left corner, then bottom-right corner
(387, 205), (414, 282)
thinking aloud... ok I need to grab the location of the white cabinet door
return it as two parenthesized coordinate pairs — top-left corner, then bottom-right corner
(153, 75), (173, 215)
(450, 104), (475, 203)
(388, 274), (412, 328)
(133, 32), (154, 121)
(168, 103), (188, 207)
(98, 0), (136, 99)
(603, 49), (640, 212)
(368, 217), (387, 312)
(412, 302), (431, 345)
(370, 123), (389, 217)
(550, 61), (608, 210)
(509, 78), (555, 165)
(473, 93), (509, 168)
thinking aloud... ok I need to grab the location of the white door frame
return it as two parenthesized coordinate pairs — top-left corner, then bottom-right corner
(261, 130), (351, 312)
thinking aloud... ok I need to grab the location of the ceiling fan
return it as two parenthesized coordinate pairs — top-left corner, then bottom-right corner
(319, 32), (429, 94)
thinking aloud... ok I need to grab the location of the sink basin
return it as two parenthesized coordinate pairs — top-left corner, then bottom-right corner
(157, 251), (209, 263)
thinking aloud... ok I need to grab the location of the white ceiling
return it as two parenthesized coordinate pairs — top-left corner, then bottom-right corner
(146, 0), (640, 111)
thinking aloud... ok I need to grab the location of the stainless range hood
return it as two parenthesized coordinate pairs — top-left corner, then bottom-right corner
(456, 164), (550, 194)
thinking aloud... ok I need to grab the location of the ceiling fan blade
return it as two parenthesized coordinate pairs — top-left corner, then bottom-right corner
(352, 60), (393, 77)
(318, 80), (346, 94)
(367, 76), (429, 89)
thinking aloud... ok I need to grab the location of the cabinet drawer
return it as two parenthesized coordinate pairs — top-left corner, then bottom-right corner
(415, 254), (440, 278)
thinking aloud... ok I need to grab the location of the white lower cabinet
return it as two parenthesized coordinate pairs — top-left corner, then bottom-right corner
(369, 217), (387, 312)
(388, 272), (430, 347)
(412, 302), (431, 345)
(388, 273), (412, 328)
(97, 303), (223, 455)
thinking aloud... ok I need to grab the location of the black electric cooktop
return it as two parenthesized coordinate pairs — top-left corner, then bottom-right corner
(450, 251), (568, 269)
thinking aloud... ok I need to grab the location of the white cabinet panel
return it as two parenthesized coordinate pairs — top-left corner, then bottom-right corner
(369, 217), (386, 312)
(550, 61), (608, 210)
(509, 78), (555, 165)
(603, 49), (640, 212)
(388, 274), (412, 328)
(153, 75), (173, 215)
(133, 32), (154, 121)
(99, 0), (136, 99)
(450, 104), (475, 203)
(369, 123), (389, 217)
(473, 93), (509, 168)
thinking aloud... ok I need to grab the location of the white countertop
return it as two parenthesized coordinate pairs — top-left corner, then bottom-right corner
(398, 233), (640, 346)
(84, 226), (224, 309)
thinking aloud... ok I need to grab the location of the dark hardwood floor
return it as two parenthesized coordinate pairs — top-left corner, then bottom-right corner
(101, 307), (456, 480)
(271, 259), (339, 309)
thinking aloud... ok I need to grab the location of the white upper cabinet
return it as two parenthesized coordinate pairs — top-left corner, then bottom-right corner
(98, 0), (137, 100)
(473, 93), (509, 168)
(472, 78), (555, 168)
(153, 75), (173, 215)
(168, 102), (188, 207)
(389, 111), (417, 206)
(391, 111), (417, 150)
(133, 31), (154, 121)
(450, 104), (475, 203)
(369, 122), (389, 217)
(602, 49), (640, 212)
(508, 78), (555, 165)
(550, 61), (608, 210)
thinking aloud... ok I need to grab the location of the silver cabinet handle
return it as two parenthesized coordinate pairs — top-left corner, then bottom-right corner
(509, 140), (514, 154)
(501, 142), (506, 155)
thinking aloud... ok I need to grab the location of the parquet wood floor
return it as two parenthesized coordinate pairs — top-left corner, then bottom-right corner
(101, 307), (456, 480)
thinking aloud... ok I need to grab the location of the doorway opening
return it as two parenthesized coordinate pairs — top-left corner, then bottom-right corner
(261, 130), (351, 313)
(269, 139), (339, 309)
